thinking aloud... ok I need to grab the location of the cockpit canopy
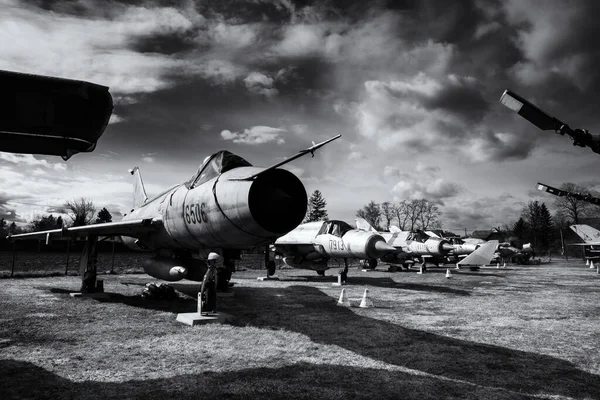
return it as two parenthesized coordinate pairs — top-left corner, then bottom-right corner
(317, 220), (354, 238)
(185, 150), (252, 188)
(406, 230), (430, 243)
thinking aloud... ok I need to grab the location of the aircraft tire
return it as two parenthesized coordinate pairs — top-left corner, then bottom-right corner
(267, 260), (276, 276)
(216, 268), (229, 292)
(316, 270), (325, 276)
(368, 259), (377, 270)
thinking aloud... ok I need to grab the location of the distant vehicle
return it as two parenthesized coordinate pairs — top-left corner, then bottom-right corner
(8, 135), (341, 308)
(273, 219), (397, 281)
(0, 70), (113, 160)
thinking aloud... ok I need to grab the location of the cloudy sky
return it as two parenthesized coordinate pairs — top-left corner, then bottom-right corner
(2, 0), (600, 232)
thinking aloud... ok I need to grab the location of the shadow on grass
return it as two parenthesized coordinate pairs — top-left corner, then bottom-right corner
(223, 285), (600, 400)
(393, 283), (470, 296)
(281, 274), (401, 289)
(0, 359), (538, 400)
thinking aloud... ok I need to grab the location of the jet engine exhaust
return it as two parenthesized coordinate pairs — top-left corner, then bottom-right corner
(248, 169), (307, 235)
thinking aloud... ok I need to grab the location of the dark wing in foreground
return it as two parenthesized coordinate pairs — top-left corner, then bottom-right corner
(7, 218), (162, 242)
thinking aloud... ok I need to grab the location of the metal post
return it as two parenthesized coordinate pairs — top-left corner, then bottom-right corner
(11, 242), (16, 277)
(65, 239), (70, 275)
(110, 240), (115, 274)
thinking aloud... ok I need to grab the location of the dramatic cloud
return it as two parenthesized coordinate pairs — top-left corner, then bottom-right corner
(392, 179), (461, 205)
(2, 0), (599, 230)
(221, 126), (286, 145)
(0, 153), (66, 171)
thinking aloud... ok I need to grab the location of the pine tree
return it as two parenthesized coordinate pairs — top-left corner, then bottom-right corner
(95, 207), (113, 224)
(538, 203), (554, 252)
(304, 190), (328, 222)
(512, 218), (529, 242)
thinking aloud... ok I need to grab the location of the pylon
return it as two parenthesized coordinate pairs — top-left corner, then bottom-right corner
(337, 288), (351, 307)
(496, 262), (500, 268)
(445, 269), (452, 278)
(503, 262), (506, 268)
(586, 258), (590, 266)
(590, 260), (595, 269)
(359, 289), (373, 308)
(597, 264), (599, 274)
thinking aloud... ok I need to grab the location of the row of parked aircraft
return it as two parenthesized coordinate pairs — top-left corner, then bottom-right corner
(3, 69), (597, 311)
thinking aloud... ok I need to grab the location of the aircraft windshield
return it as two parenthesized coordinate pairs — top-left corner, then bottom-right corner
(186, 150), (252, 188)
(317, 220), (354, 237)
(407, 230), (429, 243)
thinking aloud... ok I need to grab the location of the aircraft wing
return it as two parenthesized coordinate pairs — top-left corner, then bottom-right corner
(569, 242), (600, 246)
(457, 240), (499, 266)
(7, 218), (162, 242)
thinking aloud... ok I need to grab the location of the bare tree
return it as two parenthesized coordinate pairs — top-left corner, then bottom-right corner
(554, 183), (592, 224)
(418, 200), (442, 230)
(393, 200), (410, 230)
(60, 198), (96, 227)
(380, 201), (395, 231)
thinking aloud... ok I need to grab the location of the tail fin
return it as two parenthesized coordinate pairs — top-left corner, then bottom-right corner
(458, 240), (499, 266)
(355, 218), (377, 232)
(129, 167), (148, 208)
(570, 224), (600, 243)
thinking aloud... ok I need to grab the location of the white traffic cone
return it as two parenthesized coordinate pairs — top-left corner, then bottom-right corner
(503, 262), (506, 268)
(445, 269), (452, 279)
(590, 260), (595, 269)
(337, 288), (351, 307)
(359, 289), (373, 308)
(586, 258), (589, 266)
(597, 264), (599, 274)
(496, 262), (500, 268)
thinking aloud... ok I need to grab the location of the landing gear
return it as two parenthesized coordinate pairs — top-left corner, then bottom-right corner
(339, 258), (349, 283)
(200, 265), (217, 314)
(79, 236), (99, 293)
(368, 259), (377, 270)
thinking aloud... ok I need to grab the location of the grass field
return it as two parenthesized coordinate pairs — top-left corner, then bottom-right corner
(1, 258), (599, 399)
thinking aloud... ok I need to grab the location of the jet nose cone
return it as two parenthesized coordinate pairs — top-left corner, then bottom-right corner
(368, 239), (397, 258)
(441, 243), (455, 252)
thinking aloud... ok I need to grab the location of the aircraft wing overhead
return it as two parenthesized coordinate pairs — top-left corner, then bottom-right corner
(457, 240), (499, 266)
(7, 218), (162, 242)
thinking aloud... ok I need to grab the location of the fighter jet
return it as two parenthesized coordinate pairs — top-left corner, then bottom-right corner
(7, 135), (341, 302)
(356, 219), (497, 271)
(272, 219), (398, 281)
(357, 222), (455, 270)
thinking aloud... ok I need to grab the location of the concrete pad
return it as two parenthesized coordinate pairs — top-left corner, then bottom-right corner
(257, 276), (279, 281)
(69, 292), (111, 299)
(176, 312), (234, 326)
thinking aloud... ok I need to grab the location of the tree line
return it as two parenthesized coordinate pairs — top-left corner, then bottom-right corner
(356, 199), (442, 232)
(0, 197), (113, 238)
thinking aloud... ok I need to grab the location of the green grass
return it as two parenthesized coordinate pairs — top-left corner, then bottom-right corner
(1, 260), (599, 399)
